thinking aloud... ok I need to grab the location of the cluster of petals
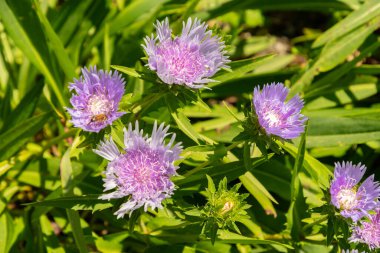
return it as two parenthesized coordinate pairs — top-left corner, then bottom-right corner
(142, 18), (230, 89)
(67, 67), (125, 132)
(349, 209), (380, 250)
(253, 82), (307, 139)
(93, 121), (182, 218)
(330, 161), (380, 222)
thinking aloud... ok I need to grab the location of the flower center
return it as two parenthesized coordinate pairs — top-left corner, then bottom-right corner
(337, 188), (358, 210)
(133, 166), (152, 184)
(88, 95), (112, 115)
(158, 40), (206, 84)
(220, 201), (234, 215)
(264, 110), (281, 127)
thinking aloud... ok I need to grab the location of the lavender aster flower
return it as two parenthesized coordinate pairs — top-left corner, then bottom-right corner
(67, 67), (125, 132)
(142, 18), (230, 89)
(349, 209), (380, 250)
(93, 121), (182, 218)
(341, 250), (366, 253)
(253, 82), (307, 139)
(330, 162), (380, 222)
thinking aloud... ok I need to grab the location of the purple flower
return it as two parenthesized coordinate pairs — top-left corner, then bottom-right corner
(330, 162), (380, 222)
(253, 83), (307, 139)
(142, 18), (230, 89)
(349, 209), (380, 250)
(341, 250), (366, 253)
(67, 67), (125, 132)
(93, 121), (182, 218)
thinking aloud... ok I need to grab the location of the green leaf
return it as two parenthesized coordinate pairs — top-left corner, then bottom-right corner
(206, 175), (216, 194)
(216, 230), (293, 249)
(305, 40), (380, 99)
(32, 0), (76, 79)
(85, 0), (169, 54)
(197, 0), (356, 20)
(176, 155), (273, 187)
(40, 215), (65, 253)
(0, 185), (19, 214)
(305, 117), (380, 148)
(240, 172), (277, 217)
(165, 94), (202, 144)
(316, 17), (380, 73)
(0, 0), (65, 107)
(326, 217), (334, 245)
(26, 195), (112, 212)
(66, 210), (88, 253)
(211, 55), (274, 87)
(0, 112), (51, 161)
(313, 0), (380, 48)
(60, 149), (88, 253)
(0, 211), (14, 253)
(286, 125), (307, 242)
(1, 79), (44, 133)
(111, 65), (141, 78)
(279, 141), (332, 189)
(290, 15), (380, 96)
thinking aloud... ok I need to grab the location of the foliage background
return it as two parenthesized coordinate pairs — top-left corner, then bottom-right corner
(0, 0), (380, 252)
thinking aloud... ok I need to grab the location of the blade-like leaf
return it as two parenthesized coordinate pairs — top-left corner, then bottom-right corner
(0, 112), (51, 161)
(0, 0), (66, 107)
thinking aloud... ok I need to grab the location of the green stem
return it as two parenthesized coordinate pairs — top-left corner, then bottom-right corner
(302, 215), (328, 232)
(183, 142), (242, 177)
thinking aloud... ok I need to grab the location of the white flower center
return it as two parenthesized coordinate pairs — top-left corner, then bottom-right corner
(337, 188), (358, 210)
(88, 95), (111, 115)
(264, 111), (280, 127)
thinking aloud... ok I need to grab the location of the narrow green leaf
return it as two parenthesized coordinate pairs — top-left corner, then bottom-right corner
(279, 141), (332, 189)
(305, 39), (380, 98)
(240, 171), (278, 214)
(206, 175), (216, 193)
(165, 94), (202, 144)
(26, 195), (112, 211)
(60, 149), (88, 253)
(111, 65), (141, 78)
(290, 16), (380, 97)
(176, 155), (273, 187)
(305, 117), (380, 148)
(217, 230), (293, 249)
(0, 185), (18, 214)
(32, 0), (76, 79)
(326, 217), (334, 245)
(197, 0), (356, 20)
(286, 125), (307, 242)
(0, 0), (65, 107)
(1, 80), (44, 133)
(316, 17), (380, 73)
(211, 55), (274, 87)
(66, 210), (88, 253)
(0, 211), (14, 253)
(40, 215), (65, 253)
(85, 0), (169, 54)
(0, 112), (51, 161)
(313, 0), (380, 47)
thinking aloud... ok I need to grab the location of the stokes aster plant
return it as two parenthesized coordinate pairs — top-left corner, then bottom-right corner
(236, 82), (307, 153)
(67, 67), (125, 132)
(330, 162), (380, 222)
(3, 0), (380, 251)
(93, 121), (182, 218)
(252, 83), (307, 140)
(142, 17), (230, 89)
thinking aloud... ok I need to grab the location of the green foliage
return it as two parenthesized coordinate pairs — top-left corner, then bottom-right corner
(0, 0), (379, 252)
